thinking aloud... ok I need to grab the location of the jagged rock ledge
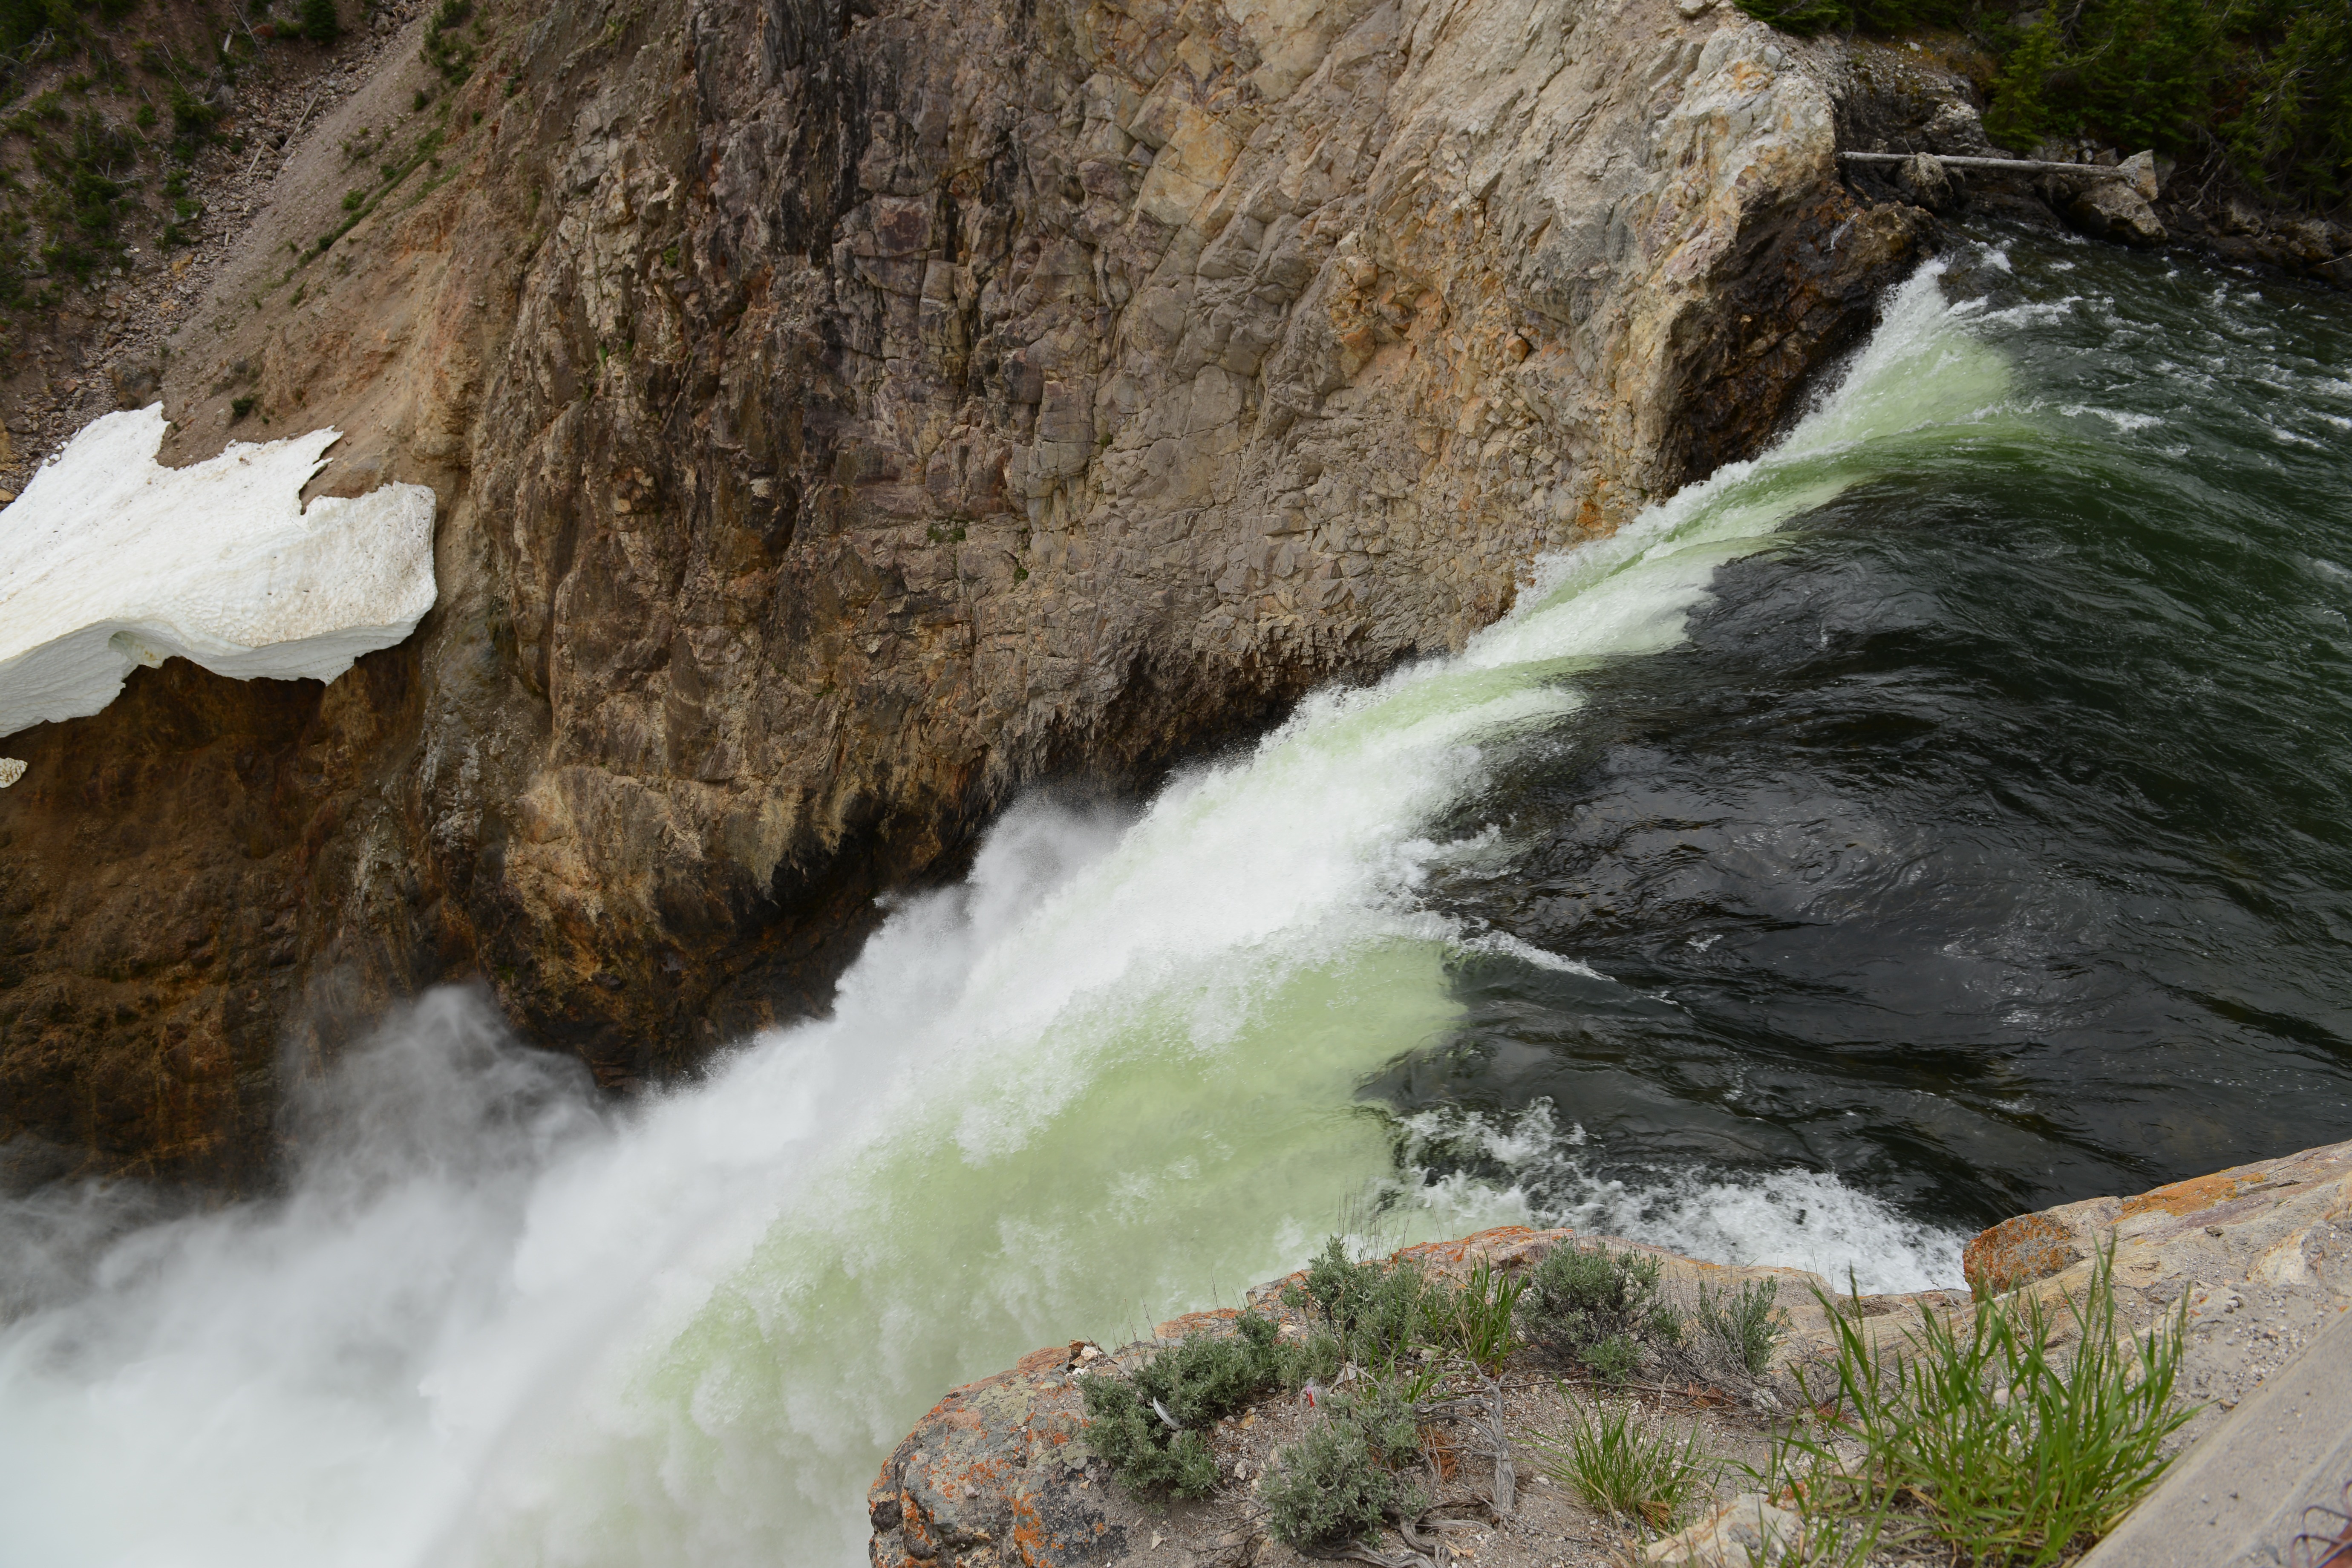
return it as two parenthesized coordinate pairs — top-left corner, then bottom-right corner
(868, 1138), (2352, 1568)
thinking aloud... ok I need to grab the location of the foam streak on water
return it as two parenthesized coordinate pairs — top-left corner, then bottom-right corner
(0, 260), (1997, 1567)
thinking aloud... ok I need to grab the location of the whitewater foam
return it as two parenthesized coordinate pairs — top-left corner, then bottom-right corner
(0, 258), (2011, 1566)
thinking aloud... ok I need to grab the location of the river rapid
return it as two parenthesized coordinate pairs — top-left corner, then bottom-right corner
(3, 230), (2349, 1566)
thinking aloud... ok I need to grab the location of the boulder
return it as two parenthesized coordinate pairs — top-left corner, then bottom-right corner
(2117, 149), (2163, 202)
(1895, 152), (1957, 211)
(2064, 178), (2168, 248)
(1923, 100), (1996, 157)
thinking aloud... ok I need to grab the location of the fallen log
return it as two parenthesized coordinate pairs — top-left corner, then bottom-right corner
(1838, 150), (2132, 179)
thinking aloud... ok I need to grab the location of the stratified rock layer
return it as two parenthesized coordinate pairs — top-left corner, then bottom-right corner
(2, 0), (1926, 1182)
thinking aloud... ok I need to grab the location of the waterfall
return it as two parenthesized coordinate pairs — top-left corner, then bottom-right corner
(0, 259), (2006, 1566)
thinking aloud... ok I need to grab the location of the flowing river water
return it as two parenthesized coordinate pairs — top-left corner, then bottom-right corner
(3, 230), (2351, 1566)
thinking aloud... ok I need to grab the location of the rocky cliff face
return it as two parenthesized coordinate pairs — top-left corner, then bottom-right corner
(0, 0), (1925, 1184)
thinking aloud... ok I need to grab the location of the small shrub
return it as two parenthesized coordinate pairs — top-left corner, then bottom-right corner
(299, 0), (340, 42)
(1082, 1380), (1222, 1498)
(341, 188), (363, 211)
(1080, 1313), (1319, 1497)
(168, 85), (218, 139)
(422, 0), (476, 83)
(1519, 1243), (1683, 1382)
(1261, 1384), (1430, 1548)
(230, 395), (257, 420)
(1286, 1238), (1438, 1373)
(1532, 1392), (1715, 1528)
(1692, 1277), (1788, 1377)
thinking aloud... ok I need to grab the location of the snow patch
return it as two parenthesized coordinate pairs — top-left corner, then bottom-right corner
(0, 405), (436, 739)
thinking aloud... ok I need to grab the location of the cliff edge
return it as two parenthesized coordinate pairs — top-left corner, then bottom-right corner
(0, 0), (1927, 1185)
(868, 1138), (2352, 1568)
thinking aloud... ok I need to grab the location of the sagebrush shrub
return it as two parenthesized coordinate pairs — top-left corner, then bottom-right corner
(1081, 1311), (1332, 1496)
(1692, 1276), (1789, 1377)
(1518, 1243), (1683, 1381)
(1261, 1384), (1430, 1547)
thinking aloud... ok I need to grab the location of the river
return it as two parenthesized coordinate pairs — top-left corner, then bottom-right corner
(3, 229), (2348, 1565)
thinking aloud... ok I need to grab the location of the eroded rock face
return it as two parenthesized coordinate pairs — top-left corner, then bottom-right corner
(2, 0), (1926, 1182)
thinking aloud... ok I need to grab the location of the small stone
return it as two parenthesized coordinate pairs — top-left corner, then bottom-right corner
(1675, 0), (1715, 14)
(1646, 1493), (1804, 1566)
(0, 758), (24, 788)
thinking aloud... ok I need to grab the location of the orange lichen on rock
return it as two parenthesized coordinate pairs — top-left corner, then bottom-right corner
(2118, 1167), (2260, 1221)
(1963, 1211), (2085, 1294)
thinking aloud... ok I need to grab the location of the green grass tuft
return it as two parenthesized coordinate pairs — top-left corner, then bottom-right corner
(1531, 1390), (1716, 1529)
(1766, 1245), (2194, 1566)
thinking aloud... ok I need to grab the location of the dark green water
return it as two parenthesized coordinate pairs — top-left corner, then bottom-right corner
(1390, 228), (2352, 1238)
(6, 228), (2348, 1567)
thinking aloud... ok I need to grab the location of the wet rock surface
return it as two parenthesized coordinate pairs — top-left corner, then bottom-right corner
(2, 0), (1928, 1184)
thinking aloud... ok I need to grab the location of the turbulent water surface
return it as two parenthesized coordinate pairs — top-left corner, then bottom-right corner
(4, 231), (2351, 1567)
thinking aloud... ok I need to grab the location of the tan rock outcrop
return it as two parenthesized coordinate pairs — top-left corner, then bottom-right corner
(867, 1139), (2352, 1568)
(1, 0), (1925, 1180)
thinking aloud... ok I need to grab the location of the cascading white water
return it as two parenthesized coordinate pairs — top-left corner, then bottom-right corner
(0, 259), (2008, 1567)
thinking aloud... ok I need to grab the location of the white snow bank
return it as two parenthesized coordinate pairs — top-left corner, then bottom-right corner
(0, 404), (437, 740)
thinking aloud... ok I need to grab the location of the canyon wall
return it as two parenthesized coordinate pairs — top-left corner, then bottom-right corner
(0, 0), (1925, 1185)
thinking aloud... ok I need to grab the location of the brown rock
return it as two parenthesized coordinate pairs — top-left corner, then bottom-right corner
(1963, 1210), (2084, 1294)
(6, 0), (1927, 1183)
(868, 1345), (1129, 1568)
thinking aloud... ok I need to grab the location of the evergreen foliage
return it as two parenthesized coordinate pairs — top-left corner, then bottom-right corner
(1729, 0), (2352, 204)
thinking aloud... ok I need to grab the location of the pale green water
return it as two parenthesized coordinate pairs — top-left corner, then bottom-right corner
(0, 258), (2026, 1566)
